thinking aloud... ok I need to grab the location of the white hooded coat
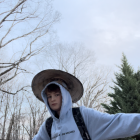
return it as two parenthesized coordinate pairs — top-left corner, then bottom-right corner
(33, 82), (140, 140)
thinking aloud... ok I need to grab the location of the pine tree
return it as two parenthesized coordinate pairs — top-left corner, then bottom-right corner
(102, 54), (140, 140)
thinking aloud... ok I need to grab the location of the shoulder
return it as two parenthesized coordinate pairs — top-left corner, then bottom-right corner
(79, 106), (112, 121)
(78, 106), (101, 131)
(79, 106), (98, 116)
(79, 106), (95, 124)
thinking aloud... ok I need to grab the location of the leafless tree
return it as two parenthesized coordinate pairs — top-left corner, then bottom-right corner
(76, 69), (110, 111)
(20, 93), (49, 139)
(0, 91), (19, 139)
(1, 94), (9, 140)
(6, 113), (14, 140)
(0, 0), (60, 95)
(41, 43), (111, 111)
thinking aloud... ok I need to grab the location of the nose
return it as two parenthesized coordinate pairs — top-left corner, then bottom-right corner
(51, 95), (56, 102)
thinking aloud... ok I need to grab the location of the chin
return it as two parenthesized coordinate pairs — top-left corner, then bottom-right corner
(50, 105), (61, 112)
(51, 107), (59, 111)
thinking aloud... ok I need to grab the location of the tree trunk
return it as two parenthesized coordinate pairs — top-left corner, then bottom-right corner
(1, 96), (8, 139)
(6, 113), (14, 140)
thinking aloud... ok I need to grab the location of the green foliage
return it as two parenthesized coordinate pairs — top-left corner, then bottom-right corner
(102, 54), (140, 140)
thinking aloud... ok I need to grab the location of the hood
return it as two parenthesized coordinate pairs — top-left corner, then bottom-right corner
(41, 81), (72, 120)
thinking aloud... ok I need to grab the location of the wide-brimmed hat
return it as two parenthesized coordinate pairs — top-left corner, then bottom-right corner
(31, 69), (83, 103)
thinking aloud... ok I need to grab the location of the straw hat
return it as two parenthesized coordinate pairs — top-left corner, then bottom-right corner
(31, 69), (83, 103)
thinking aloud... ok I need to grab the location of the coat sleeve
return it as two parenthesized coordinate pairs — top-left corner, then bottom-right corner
(80, 106), (140, 140)
(32, 121), (50, 140)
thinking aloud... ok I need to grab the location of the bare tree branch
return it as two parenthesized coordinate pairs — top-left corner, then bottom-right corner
(0, 0), (60, 93)
(22, 124), (30, 136)
(42, 43), (110, 111)
(0, 0), (27, 25)
(0, 85), (30, 95)
(0, 10), (11, 16)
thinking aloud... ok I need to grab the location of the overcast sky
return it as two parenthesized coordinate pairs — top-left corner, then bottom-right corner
(53, 0), (140, 72)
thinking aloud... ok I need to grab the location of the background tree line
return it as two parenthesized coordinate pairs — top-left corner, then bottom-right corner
(0, 0), (59, 139)
(0, 1), (110, 139)
(0, 0), (140, 140)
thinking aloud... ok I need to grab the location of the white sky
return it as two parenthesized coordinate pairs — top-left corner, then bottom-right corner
(53, 0), (140, 72)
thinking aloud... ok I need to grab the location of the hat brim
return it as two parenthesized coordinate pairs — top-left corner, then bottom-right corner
(31, 69), (83, 103)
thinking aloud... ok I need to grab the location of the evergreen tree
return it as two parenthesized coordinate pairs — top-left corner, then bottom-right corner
(102, 54), (140, 140)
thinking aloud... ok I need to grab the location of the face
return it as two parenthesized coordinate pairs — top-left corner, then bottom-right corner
(46, 90), (62, 115)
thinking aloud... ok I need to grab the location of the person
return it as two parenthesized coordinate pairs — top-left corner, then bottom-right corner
(32, 69), (140, 140)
